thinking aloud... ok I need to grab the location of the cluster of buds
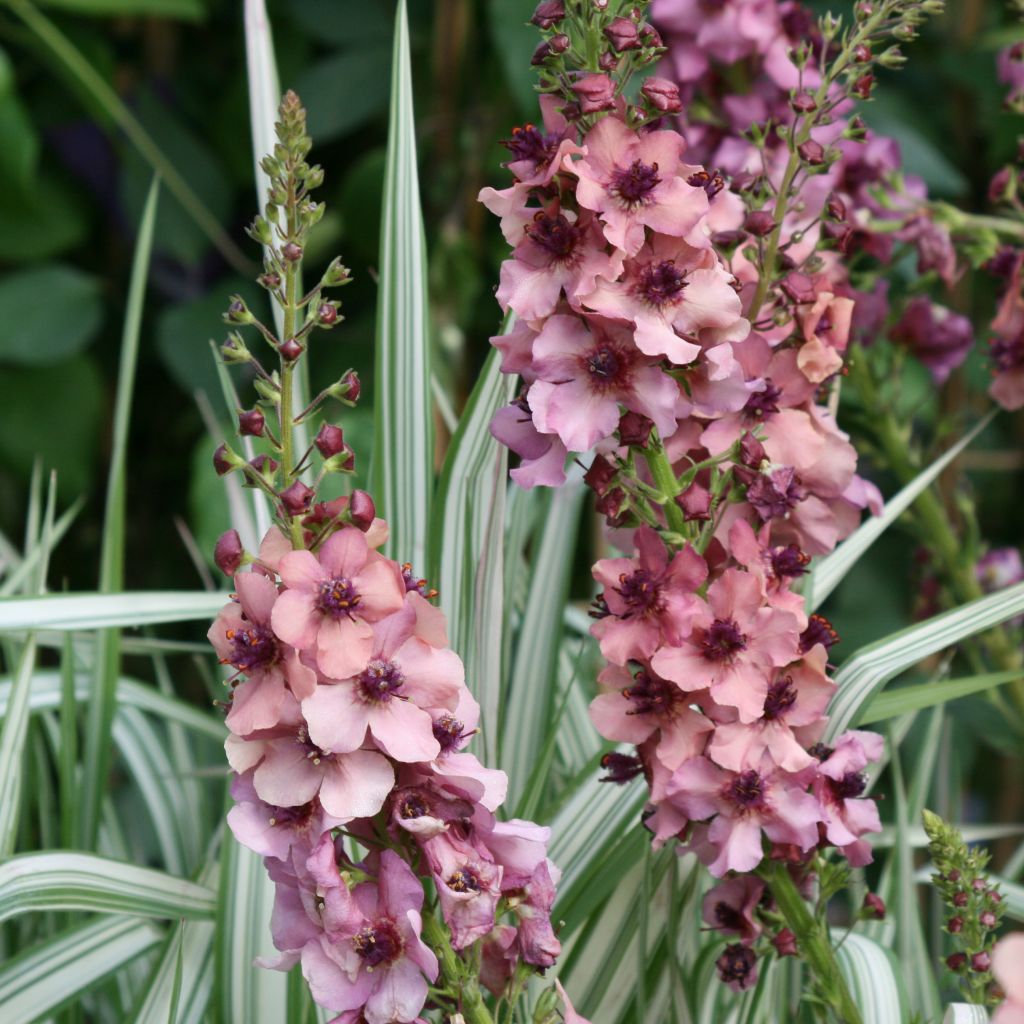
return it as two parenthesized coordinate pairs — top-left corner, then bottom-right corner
(923, 809), (1006, 1005)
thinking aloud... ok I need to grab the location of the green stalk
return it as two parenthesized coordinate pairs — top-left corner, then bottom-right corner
(420, 910), (494, 1024)
(763, 861), (863, 1024)
(280, 184), (302, 548)
(643, 442), (687, 537)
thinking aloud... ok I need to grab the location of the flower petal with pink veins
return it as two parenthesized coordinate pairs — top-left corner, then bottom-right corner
(365, 957), (429, 1024)
(320, 749), (395, 820)
(278, 548), (327, 591)
(319, 528), (369, 578)
(353, 558), (406, 619)
(707, 815), (764, 875)
(226, 673), (286, 735)
(253, 741), (323, 808)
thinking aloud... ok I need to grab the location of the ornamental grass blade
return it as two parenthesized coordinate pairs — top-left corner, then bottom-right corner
(0, 851), (217, 921)
(805, 412), (993, 612)
(0, 591), (227, 632)
(832, 932), (910, 1024)
(370, 0), (433, 570)
(943, 1007), (991, 1024)
(825, 580), (1024, 741)
(0, 916), (163, 1024)
(431, 343), (516, 761)
(859, 669), (1023, 725)
(82, 174), (159, 849)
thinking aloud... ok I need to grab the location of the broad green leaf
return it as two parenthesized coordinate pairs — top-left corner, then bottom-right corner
(806, 414), (992, 612)
(0, 851), (216, 920)
(859, 670), (1023, 725)
(833, 932), (910, 1024)
(432, 344), (516, 761)
(370, 0), (433, 570)
(0, 590), (227, 632)
(0, 916), (163, 1024)
(826, 581), (1024, 741)
(83, 176), (158, 849)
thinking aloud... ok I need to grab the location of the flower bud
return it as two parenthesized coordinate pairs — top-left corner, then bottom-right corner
(618, 410), (652, 447)
(328, 369), (361, 405)
(318, 301), (340, 326)
(946, 952), (967, 972)
(238, 408), (266, 437)
(947, 916), (963, 933)
(314, 423), (346, 458)
(248, 454), (279, 484)
(970, 951), (992, 973)
(640, 23), (662, 49)
(584, 454), (615, 496)
(947, 869), (962, 882)
(279, 338), (304, 362)
(862, 893), (886, 919)
(738, 432), (766, 469)
(214, 529), (245, 577)
(878, 46), (905, 70)
(852, 74), (874, 100)
(598, 51), (620, 72)
(594, 486), (625, 521)
(259, 270), (281, 290)
(980, 910), (997, 928)
(225, 295), (254, 325)
(743, 210), (776, 237)
(213, 442), (243, 476)
(282, 241), (302, 262)
(572, 73), (616, 114)
(844, 115), (868, 141)
(771, 928), (798, 957)
(790, 91), (817, 113)
(676, 481), (711, 521)
(531, 39), (558, 65)
(322, 257), (352, 287)
(280, 480), (315, 516)
(972, 878), (987, 892)
(530, 0), (565, 29)
(826, 193), (847, 221)
(780, 271), (816, 305)
(604, 16), (640, 51)
(853, 43), (871, 63)
(798, 140), (826, 165)
(304, 164), (325, 189)
(349, 490), (376, 531)
(641, 77), (682, 114)
(247, 216), (273, 245)
(221, 332), (252, 364)
(953, 891), (968, 907)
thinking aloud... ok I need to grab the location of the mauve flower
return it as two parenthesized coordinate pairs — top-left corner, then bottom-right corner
(527, 314), (679, 452)
(388, 783), (473, 839)
(555, 980), (594, 1024)
(209, 573), (316, 735)
(569, 116), (710, 255)
(702, 875), (764, 943)
(651, 568), (802, 722)
(889, 296), (973, 384)
(989, 255), (1024, 411)
(992, 933), (1024, 1024)
(726, 519), (809, 620)
(977, 548), (1024, 593)
(716, 943), (758, 992)
(490, 397), (569, 488)
(301, 850), (438, 1024)
(668, 756), (821, 875)
(423, 832), (503, 949)
(510, 859), (562, 966)
(272, 527), (405, 680)
(591, 526), (707, 663)
(477, 181), (538, 246)
(795, 291), (854, 384)
(812, 730), (883, 866)
(301, 601), (463, 763)
(500, 93), (584, 186)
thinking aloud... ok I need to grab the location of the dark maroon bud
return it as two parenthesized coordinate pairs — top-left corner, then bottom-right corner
(584, 454), (616, 496)
(282, 241), (302, 262)
(989, 891), (1003, 903)
(238, 408), (265, 437)
(971, 951), (992, 973)
(852, 74), (874, 100)
(780, 272), (817, 305)
(947, 869), (962, 883)
(863, 893), (886, 919)
(772, 928), (798, 957)
(853, 43), (872, 62)
(676, 481), (712, 521)
(259, 271), (281, 289)
(349, 489), (376, 531)
(825, 193), (848, 221)
(530, 0), (565, 29)
(743, 210), (776, 237)
(318, 302), (339, 326)
(798, 140), (826, 165)
(711, 229), (746, 249)
(549, 33), (570, 54)
(279, 338), (304, 362)
(604, 16), (641, 51)
(598, 51), (620, 72)
(946, 952), (967, 972)
(952, 891), (969, 907)
(214, 529), (245, 576)
(338, 369), (361, 403)
(739, 431), (767, 468)
(315, 423), (346, 458)
(618, 410), (653, 447)
(778, 252), (798, 271)
(640, 22), (662, 48)
(979, 910), (997, 928)
(213, 443), (238, 476)
(249, 453), (278, 476)
(572, 73), (616, 114)
(791, 91), (817, 113)
(972, 878), (987, 892)
(599, 752), (643, 784)
(989, 167), (1015, 204)
(531, 39), (556, 65)
(280, 480), (315, 516)
(947, 916), (963, 933)
(595, 486), (626, 520)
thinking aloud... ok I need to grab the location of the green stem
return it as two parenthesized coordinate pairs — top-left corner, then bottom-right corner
(643, 441), (687, 537)
(281, 194), (303, 548)
(762, 861), (863, 1024)
(421, 910), (494, 1024)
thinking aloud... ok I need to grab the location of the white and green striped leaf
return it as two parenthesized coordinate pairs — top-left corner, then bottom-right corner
(833, 931), (910, 1024)
(0, 851), (216, 921)
(0, 637), (38, 857)
(0, 590), (227, 632)
(370, 0), (433, 570)
(859, 669), (1023, 725)
(0, 915), (163, 1024)
(943, 1006), (990, 1024)
(826, 580), (1024, 741)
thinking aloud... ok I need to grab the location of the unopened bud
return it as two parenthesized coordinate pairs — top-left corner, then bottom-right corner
(739, 432), (766, 468)
(947, 916), (963, 933)
(853, 43), (872, 63)
(328, 369), (361, 405)
(584, 454), (615, 496)
(798, 139), (826, 165)
(214, 529), (245, 576)
(790, 91), (817, 113)
(595, 486), (626, 522)
(322, 258), (352, 287)
(280, 480), (315, 516)
(946, 952), (967, 972)
(247, 217), (272, 245)
(530, 0), (565, 29)
(225, 295), (254, 324)
(318, 302), (340, 326)
(640, 23), (662, 49)
(641, 77), (682, 114)
(259, 271), (281, 290)
(604, 16), (640, 51)
(617, 410), (652, 447)
(221, 333), (252, 364)
(572, 73), (616, 114)
(238, 408), (266, 437)
(598, 50), (620, 72)
(213, 443), (243, 476)
(772, 928), (798, 957)
(314, 423), (346, 458)
(744, 210), (776, 237)
(878, 46), (905, 69)
(953, 891), (968, 907)
(970, 951), (992, 973)
(862, 893), (886, 919)
(851, 74), (874, 100)
(844, 115), (868, 141)
(282, 241), (303, 262)
(349, 490), (376, 531)
(279, 338), (304, 362)
(980, 910), (997, 928)
(825, 193), (847, 221)
(676, 481), (711, 521)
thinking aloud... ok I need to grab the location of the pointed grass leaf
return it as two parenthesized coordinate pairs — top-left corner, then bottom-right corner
(943, 1007), (991, 1024)
(859, 670), (1023, 725)
(0, 590), (228, 632)
(832, 931), (911, 1024)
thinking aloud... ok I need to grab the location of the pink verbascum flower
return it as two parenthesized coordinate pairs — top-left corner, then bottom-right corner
(209, 572), (316, 735)
(591, 526), (707, 663)
(993, 932), (1024, 1024)
(423, 832), (503, 949)
(527, 314), (678, 452)
(490, 397), (569, 488)
(701, 875), (764, 944)
(301, 850), (439, 1024)
(569, 116), (710, 255)
(301, 601), (463, 763)
(651, 568), (802, 722)
(272, 527), (405, 679)
(812, 730), (883, 866)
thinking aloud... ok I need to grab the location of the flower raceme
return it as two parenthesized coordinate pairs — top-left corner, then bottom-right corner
(214, 522), (568, 1023)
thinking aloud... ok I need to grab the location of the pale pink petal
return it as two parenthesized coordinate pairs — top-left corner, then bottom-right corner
(253, 742), (322, 808)
(226, 673), (286, 735)
(371, 700), (441, 762)
(303, 683), (370, 754)
(278, 549), (327, 591)
(319, 750), (395, 819)
(319, 528), (370, 578)
(271, 589), (321, 649)
(316, 617), (374, 679)
(236, 572), (279, 623)
(354, 557), (406, 620)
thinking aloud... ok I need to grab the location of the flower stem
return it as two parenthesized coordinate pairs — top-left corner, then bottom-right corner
(763, 861), (863, 1024)
(421, 909), (495, 1024)
(643, 440), (687, 538)
(281, 192), (303, 549)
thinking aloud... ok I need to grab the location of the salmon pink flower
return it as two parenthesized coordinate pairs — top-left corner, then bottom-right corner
(499, 94), (583, 186)
(651, 568), (802, 722)
(569, 116), (710, 255)
(812, 730), (883, 866)
(209, 572), (316, 735)
(527, 314), (678, 452)
(989, 257), (1024, 410)
(555, 980), (594, 1024)
(272, 527), (405, 679)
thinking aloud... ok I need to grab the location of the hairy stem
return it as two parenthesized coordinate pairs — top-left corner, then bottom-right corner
(421, 910), (494, 1024)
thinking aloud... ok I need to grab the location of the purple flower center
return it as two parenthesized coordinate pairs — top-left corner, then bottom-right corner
(747, 468), (806, 522)
(501, 123), (558, 168)
(992, 334), (1024, 372)
(353, 919), (403, 968)
(726, 769), (765, 809)
(717, 944), (757, 988)
(700, 618), (747, 662)
(635, 260), (688, 307)
(831, 771), (867, 800)
(266, 802), (315, 829)
(297, 727), (331, 766)
(600, 751), (644, 784)
(762, 676), (797, 721)
(317, 576), (360, 618)
(358, 659), (405, 702)
(615, 569), (661, 615)
(447, 867), (482, 893)
(800, 614), (839, 653)
(714, 900), (746, 932)
(610, 159), (661, 205)
(226, 623), (279, 672)
(432, 714), (467, 753)
(586, 345), (622, 381)
(770, 544), (809, 580)
(743, 380), (782, 419)
(527, 212), (583, 264)
(623, 670), (676, 717)
(399, 793), (429, 819)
